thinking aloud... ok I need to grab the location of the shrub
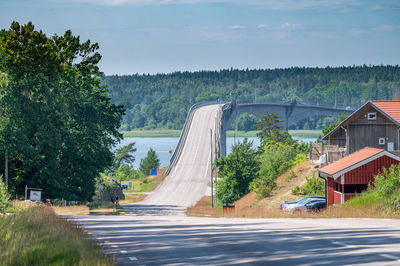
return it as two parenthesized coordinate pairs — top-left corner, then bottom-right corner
(300, 176), (325, 196)
(291, 185), (300, 195)
(251, 141), (297, 199)
(215, 138), (259, 206)
(0, 177), (10, 214)
(285, 170), (296, 182)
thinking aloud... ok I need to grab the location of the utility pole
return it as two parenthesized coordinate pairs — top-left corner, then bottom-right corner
(210, 129), (214, 208)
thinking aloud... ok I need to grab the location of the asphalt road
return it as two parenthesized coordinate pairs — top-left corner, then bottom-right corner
(73, 215), (400, 265)
(132, 104), (221, 216)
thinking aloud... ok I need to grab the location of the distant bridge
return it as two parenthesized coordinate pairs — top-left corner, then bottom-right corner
(145, 100), (354, 214)
(219, 100), (354, 156)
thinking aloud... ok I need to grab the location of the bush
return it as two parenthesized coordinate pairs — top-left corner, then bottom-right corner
(299, 175), (325, 196)
(291, 185), (300, 195)
(284, 170), (296, 182)
(114, 164), (139, 181)
(215, 138), (259, 206)
(251, 141), (297, 198)
(0, 177), (10, 214)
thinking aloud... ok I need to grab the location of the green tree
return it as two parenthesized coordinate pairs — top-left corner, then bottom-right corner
(322, 113), (349, 135)
(254, 113), (294, 146)
(251, 141), (297, 198)
(215, 138), (259, 206)
(0, 22), (124, 201)
(139, 148), (161, 176)
(114, 142), (136, 167)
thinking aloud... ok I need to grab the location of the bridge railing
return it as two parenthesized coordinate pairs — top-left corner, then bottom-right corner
(165, 101), (225, 176)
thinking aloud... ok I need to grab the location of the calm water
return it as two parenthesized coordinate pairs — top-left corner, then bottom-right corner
(116, 136), (316, 169)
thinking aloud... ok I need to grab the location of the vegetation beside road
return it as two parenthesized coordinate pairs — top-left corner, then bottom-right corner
(0, 206), (114, 265)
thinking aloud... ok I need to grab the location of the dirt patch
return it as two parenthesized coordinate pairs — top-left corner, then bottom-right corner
(256, 160), (317, 209)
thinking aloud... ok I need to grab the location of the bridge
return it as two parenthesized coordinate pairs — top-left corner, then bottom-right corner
(132, 100), (353, 215)
(220, 100), (353, 156)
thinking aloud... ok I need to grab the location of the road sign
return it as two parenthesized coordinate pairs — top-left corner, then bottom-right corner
(30, 190), (41, 201)
(150, 169), (157, 176)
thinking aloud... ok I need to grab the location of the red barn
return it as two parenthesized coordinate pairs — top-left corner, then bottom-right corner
(318, 147), (400, 206)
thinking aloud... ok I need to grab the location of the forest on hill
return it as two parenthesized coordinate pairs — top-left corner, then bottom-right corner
(102, 65), (400, 131)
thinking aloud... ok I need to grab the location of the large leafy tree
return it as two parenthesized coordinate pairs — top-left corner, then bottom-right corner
(0, 22), (124, 201)
(215, 138), (259, 206)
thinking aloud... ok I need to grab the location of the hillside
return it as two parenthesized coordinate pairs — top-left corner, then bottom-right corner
(102, 65), (400, 130)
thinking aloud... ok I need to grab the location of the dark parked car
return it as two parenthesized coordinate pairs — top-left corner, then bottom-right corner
(280, 196), (325, 209)
(306, 201), (327, 212)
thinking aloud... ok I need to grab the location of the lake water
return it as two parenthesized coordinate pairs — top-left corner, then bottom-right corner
(116, 136), (317, 169)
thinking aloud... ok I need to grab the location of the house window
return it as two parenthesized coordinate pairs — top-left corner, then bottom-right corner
(367, 112), (377, 120)
(379, 137), (385, 145)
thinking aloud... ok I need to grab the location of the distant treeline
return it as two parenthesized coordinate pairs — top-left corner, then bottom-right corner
(102, 65), (400, 131)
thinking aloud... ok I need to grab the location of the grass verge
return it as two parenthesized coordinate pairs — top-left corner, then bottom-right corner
(186, 196), (400, 218)
(122, 168), (167, 193)
(0, 206), (114, 265)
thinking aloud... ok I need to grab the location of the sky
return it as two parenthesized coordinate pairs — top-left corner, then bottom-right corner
(1, 0), (400, 75)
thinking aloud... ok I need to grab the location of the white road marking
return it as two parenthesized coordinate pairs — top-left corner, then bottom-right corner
(121, 250), (127, 254)
(111, 245), (119, 248)
(294, 234), (313, 239)
(380, 254), (400, 262)
(129, 257), (138, 261)
(332, 241), (356, 248)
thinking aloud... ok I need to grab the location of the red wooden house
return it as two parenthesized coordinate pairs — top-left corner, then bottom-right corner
(318, 147), (400, 206)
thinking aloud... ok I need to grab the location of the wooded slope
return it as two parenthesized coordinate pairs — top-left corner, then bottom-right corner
(102, 65), (400, 130)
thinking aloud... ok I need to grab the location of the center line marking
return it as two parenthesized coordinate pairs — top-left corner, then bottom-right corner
(121, 250), (127, 254)
(129, 257), (138, 261)
(332, 241), (356, 248)
(380, 254), (400, 262)
(111, 245), (119, 248)
(294, 234), (313, 239)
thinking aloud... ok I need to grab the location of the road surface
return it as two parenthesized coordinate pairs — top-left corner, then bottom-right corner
(74, 215), (400, 265)
(125, 104), (221, 216)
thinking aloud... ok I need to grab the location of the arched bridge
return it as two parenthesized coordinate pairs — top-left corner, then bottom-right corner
(137, 100), (353, 215)
(220, 100), (353, 156)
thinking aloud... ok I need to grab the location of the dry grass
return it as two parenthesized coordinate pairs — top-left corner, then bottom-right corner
(187, 196), (400, 219)
(0, 206), (114, 265)
(52, 205), (90, 215)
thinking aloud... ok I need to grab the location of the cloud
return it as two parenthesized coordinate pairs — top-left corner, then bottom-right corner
(228, 25), (246, 29)
(349, 28), (368, 37)
(281, 22), (300, 30)
(257, 24), (268, 28)
(373, 24), (400, 32)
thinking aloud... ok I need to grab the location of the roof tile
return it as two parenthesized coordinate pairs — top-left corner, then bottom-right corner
(372, 101), (400, 123)
(319, 147), (383, 176)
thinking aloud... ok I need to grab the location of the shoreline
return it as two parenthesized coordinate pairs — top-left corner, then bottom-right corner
(121, 130), (322, 138)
